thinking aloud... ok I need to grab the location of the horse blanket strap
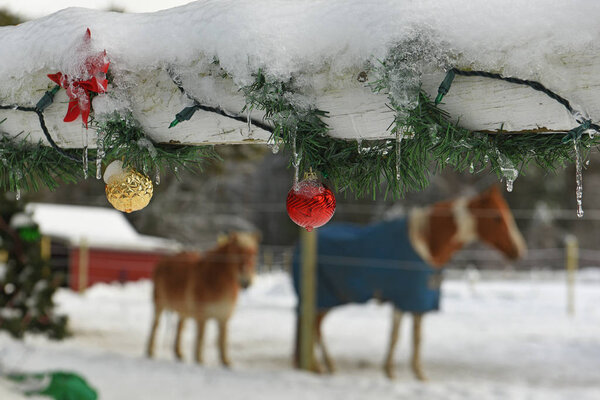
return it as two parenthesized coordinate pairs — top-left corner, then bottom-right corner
(292, 218), (442, 313)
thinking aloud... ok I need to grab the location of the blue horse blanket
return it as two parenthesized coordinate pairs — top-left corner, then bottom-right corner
(292, 218), (442, 313)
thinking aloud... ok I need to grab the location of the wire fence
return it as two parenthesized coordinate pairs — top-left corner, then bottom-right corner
(255, 244), (600, 275)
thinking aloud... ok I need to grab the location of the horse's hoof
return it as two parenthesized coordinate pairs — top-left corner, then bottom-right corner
(311, 362), (325, 374)
(415, 372), (428, 382)
(384, 368), (395, 380)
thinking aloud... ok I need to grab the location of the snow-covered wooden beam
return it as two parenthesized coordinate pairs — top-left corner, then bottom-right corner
(1, 1), (598, 147)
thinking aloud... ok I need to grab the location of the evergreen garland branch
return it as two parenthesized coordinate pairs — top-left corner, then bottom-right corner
(243, 68), (600, 199)
(411, 92), (600, 180)
(0, 135), (82, 192)
(242, 71), (399, 198)
(0, 103), (218, 193)
(96, 113), (219, 176)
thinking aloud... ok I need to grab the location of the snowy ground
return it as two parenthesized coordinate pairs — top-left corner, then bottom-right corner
(1, 269), (600, 399)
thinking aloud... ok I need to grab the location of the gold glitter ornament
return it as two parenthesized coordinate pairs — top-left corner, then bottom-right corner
(104, 160), (153, 213)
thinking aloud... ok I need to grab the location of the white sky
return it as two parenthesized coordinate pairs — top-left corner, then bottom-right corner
(1, 0), (195, 19)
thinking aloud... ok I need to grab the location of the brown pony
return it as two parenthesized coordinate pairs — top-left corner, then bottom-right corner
(147, 232), (259, 366)
(297, 186), (526, 380)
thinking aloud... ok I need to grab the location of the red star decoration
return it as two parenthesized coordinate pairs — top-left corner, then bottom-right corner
(47, 28), (110, 128)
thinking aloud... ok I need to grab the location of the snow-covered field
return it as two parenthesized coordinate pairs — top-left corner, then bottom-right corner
(1, 269), (600, 399)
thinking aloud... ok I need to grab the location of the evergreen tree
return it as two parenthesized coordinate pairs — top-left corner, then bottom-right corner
(0, 194), (68, 339)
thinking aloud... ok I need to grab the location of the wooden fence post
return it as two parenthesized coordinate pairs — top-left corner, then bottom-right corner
(282, 249), (293, 274)
(40, 236), (51, 261)
(78, 238), (89, 293)
(298, 228), (317, 371)
(263, 247), (274, 274)
(565, 234), (578, 317)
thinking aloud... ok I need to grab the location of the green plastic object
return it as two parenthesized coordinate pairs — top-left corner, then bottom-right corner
(562, 120), (591, 144)
(169, 105), (199, 128)
(435, 69), (456, 105)
(8, 371), (98, 400)
(35, 85), (61, 112)
(17, 226), (41, 242)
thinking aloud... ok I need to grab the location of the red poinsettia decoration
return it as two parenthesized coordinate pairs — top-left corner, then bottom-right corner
(47, 28), (110, 128)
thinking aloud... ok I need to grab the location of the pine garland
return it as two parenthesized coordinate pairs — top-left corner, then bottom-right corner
(96, 113), (218, 177)
(242, 71), (403, 198)
(0, 109), (217, 193)
(241, 66), (600, 198)
(0, 134), (82, 193)
(1, 58), (598, 199)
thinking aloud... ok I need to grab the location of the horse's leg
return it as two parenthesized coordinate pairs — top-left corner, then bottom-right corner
(174, 315), (185, 361)
(194, 318), (206, 364)
(146, 306), (162, 358)
(315, 312), (335, 373)
(218, 318), (231, 367)
(293, 309), (302, 368)
(411, 313), (427, 381)
(384, 308), (403, 379)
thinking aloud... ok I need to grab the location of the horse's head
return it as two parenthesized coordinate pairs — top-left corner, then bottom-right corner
(220, 231), (260, 289)
(468, 186), (526, 260)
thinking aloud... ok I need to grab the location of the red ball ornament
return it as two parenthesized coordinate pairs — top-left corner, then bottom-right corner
(286, 173), (336, 232)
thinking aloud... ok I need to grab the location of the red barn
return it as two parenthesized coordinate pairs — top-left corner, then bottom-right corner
(26, 203), (180, 290)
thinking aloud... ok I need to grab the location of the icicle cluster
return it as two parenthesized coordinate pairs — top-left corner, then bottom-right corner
(573, 139), (584, 218)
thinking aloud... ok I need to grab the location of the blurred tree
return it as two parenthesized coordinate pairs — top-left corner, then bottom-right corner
(0, 193), (68, 339)
(0, 8), (23, 26)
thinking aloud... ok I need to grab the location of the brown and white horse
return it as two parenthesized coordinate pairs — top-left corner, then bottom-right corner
(147, 232), (260, 366)
(297, 185), (526, 380)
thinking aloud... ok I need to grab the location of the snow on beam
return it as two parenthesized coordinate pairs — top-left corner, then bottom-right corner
(1, 2), (599, 146)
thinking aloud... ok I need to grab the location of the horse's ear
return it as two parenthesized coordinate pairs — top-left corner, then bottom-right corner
(228, 231), (240, 243)
(481, 184), (502, 200)
(217, 232), (230, 245)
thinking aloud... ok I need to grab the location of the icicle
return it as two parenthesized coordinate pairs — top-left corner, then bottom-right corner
(291, 129), (301, 189)
(155, 169), (161, 185)
(574, 139), (584, 218)
(585, 159), (590, 167)
(469, 162), (474, 173)
(395, 131), (404, 181)
(95, 131), (105, 180)
(137, 138), (158, 159)
(82, 126), (88, 179)
(357, 140), (371, 155)
(267, 135), (280, 154)
(174, 166), (179, 174)
(506, 178), (514, 192)
(428, 125), (440, 145)
(247, 109), (252, 133)
(15, 188), (20, 201)
(484, 155), (489, 164)
(496, 150), (518, 192)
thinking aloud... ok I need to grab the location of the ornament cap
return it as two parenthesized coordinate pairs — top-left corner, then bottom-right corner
(303, 168), (318, 181)
(103, 160), (125, 184)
